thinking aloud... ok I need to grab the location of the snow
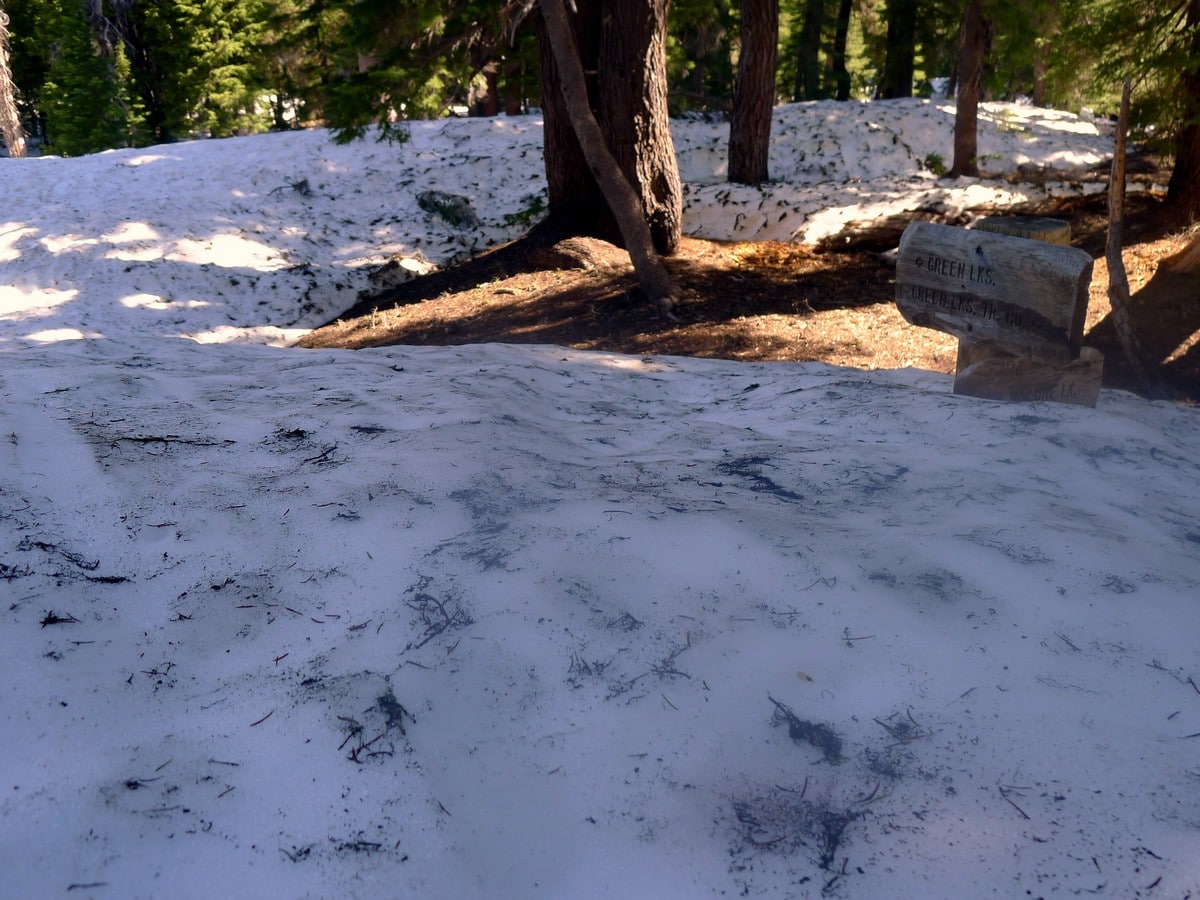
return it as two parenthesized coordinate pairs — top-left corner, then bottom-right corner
(1, 100), (1198, 898)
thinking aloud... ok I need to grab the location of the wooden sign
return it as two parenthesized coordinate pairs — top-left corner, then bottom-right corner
(894, 221), (1104, 408)
(895, 222), (1094, 353)
(954, 344), (1104, 407)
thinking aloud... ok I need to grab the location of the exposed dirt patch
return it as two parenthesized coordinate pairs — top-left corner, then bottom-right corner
(299, 194), (1199, 403)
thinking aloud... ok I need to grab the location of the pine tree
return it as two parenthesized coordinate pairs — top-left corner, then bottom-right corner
(39, 0), (141, 155)
(666, 0), (735, 111)
(981, 0), (1059, 101)
(189, 0), (270, 135)
(255, 0), (341, 129)
(320, 0), (479, 142)
(132, 0), (271, 139)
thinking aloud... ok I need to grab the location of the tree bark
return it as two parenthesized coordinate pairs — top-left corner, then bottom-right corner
(1166, 0), (1200, 223)
(0, 3), (26, 158)
(536, 0), (682, 255)
(949, 0), (992, 178)
(1169, 117), (1200, 225)
(538, 0), (678, 310)
(474, 54), (500, 116)
(830, 0), (853, 101)
(596, 0), (682, 253)
(537, 0), (603, 235)
(878, 0), (917, 99)
(729, 0), (778, 185)
(503, 54), (525, 115)
(793, 0), (823, 101)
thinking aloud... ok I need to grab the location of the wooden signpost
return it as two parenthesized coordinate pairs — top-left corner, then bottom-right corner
(895, 221), (1104, 407)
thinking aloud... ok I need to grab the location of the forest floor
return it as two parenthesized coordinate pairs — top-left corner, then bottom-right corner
(300, 193), (1200, 404)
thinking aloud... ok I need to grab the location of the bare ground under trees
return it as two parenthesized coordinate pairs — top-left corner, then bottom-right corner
(299, 192), (1200, 405)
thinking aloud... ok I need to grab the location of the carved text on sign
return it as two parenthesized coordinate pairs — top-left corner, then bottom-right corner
(895, 222), (1092, 351)
(915, 255), (996, 286)
(901, 284), (1024, 327)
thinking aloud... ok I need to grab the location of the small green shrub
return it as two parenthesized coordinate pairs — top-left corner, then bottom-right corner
(922, 152), (947, 176)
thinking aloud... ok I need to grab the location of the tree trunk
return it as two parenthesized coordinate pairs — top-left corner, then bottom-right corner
(793, 0), (823, 101)
(729, 0), (778, 185)
(878, 0), (917, 99)
(0, 2), (26, 158)
(537, 0), (682, 255)
(830, 0), (852, 101)
(949, 0), (992, 178)
(1107, 79), (1150, 390)
(1031, 48), (1047, 107)
(1166, 0), (1200, 223)
(537, 0), (602, 234)
(503, 55), (525, 115)
(477, 58), (500, 116)
(1025, 0), (1056, 107)
(538, 0), (678, 310)
(597, 0), (682, 253)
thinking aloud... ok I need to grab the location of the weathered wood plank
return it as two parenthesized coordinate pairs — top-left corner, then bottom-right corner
(956, 338), (1070, 371)
(974, 215), (1071, 245)
(813, 202), (1044, 252)
(895, 222), (1094, 352)
(954, 346), (1104, 407)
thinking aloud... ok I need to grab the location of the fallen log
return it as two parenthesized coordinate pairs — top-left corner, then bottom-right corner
(815, 200), (1059, 252)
